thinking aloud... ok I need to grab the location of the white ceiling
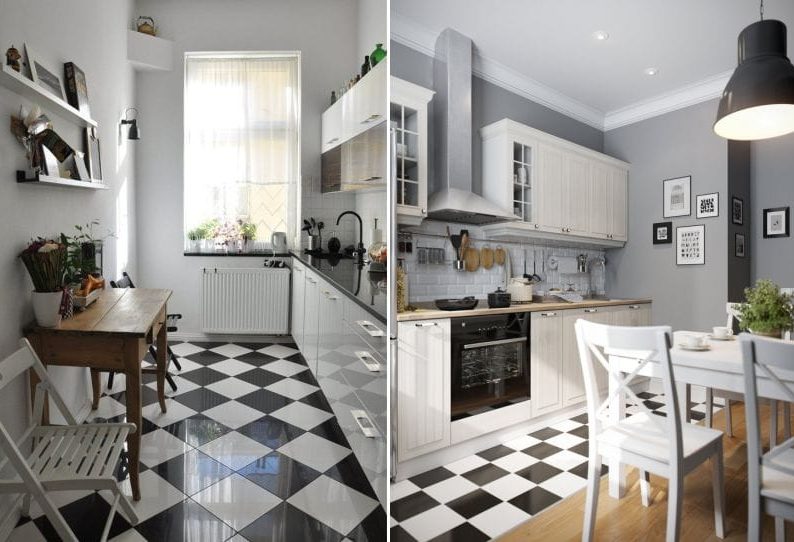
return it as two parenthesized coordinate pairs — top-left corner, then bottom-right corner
(391, 0), (794, 130)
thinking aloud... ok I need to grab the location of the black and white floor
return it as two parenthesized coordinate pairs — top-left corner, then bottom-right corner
(10, 339), (385, 542)
(389, 382), (724, 542)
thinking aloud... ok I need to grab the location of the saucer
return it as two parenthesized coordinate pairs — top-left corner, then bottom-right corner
(677, 343), (711, 351)
(708, 334), (735, 341)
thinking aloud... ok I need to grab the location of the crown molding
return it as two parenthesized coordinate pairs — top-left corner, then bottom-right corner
(391, 13), (736, 133)
(603, 70), (732, 131)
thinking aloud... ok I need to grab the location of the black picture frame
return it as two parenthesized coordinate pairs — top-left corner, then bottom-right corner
(64, 62), (91, 117)
(84, 127), (102, 181)
(732, 197), (744, 225)
(676, 224), (705, 265)
(653, 221), (673, 244)
(735, 233), (746, 258)
(695, 192), (719, 219)
(763, 206), (790, 238)
(663, 175), (691, 218)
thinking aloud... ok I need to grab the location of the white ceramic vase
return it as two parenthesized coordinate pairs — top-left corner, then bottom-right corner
(32, 291), (63, 328)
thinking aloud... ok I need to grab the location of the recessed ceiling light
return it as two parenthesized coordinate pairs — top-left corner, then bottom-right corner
(592, 30), (609, 41)
(644, 67), (659, 76)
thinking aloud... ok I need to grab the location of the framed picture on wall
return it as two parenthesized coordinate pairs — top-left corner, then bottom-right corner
(84, 127), (102, 181)
(663, 176), (691, 218)
(676, 224), (705, 265)
(735, 233), (746, 258)
(696, 192), (719, 218)
(652, 221), (673, 244)
(732, 197), (744, 225)
(763, 207), (790, 238)
(25, 44), (66, 101)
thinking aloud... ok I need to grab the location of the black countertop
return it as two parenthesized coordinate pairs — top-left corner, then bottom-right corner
(291, 252), (387, 323)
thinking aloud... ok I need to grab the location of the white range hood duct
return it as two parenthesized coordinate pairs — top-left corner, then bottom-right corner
(427, 28), (515, 225)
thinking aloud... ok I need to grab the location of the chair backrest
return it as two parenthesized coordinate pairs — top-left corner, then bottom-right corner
(739, 333), (794, 498)
(110, 271), (135, 289)
(726, 302), (742, 331)
(575, 319), (683, 466)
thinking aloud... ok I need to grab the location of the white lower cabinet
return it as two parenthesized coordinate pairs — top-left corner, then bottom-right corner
(530, 311), (564, 417)
(396, 319), (451, 462)
(612, 303), (651, 327)
(291, 261), (306, 351)
(302, 271), (321, 376)
(562, 307), (613, 406)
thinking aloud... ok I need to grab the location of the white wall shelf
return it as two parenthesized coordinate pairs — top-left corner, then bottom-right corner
(127, 30), (174, 72)
(0, 64), (97, 128)
(16, 170), (108, 190)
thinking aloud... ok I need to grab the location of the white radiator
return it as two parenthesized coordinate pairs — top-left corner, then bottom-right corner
(201, 267), (290, 334)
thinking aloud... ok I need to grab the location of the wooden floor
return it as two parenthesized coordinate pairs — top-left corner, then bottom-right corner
(498, 402), (789, 541)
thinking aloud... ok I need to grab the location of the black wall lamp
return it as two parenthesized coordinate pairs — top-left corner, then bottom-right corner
(714, 0), (794, 140)
(121, 108), (140, 140)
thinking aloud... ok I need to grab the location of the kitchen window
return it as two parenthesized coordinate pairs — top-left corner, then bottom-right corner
(183, 52), (300, 250)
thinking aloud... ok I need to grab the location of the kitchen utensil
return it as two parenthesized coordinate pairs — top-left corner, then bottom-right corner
(481, 247), (494, 269)
(494, 246), (506, 265)
(271, 232), (288, 253)
(310, 217), (317, 233)
(464, 247), (480, 272)
(487, 287), (511, 308)
(460, 230), (469, 259)
(454, 260), (465, 271)
(523, 249), (529, 279)
(309, 235), (321, 251)
(507, 277), (533, 303)
(434, 297), (478, 311)
(530, 249), (542, 283)
(577, 254), (588, 273)
(327, 235), (341, 253)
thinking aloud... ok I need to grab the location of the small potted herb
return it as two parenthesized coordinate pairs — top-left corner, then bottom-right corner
(737, 279), (794, 338)
(187, 228), (203, 252)
(239, 221), (257, 252)
(19, 238), (68, 327)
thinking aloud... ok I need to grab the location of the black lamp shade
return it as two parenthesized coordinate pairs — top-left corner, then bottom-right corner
(127, 119), (140, 140)
(714, 19), (794, 140)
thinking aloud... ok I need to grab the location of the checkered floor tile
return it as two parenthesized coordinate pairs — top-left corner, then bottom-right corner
(390, 381), (725, 541)
(12, 339), (385, 542)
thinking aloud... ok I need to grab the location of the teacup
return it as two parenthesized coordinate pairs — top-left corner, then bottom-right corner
(685, 334), (706, 348)
(712, 326), (733, 339)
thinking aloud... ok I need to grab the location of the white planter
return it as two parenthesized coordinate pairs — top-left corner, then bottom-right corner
(32, 291), (63, 328)
(188, 239), (201, 252)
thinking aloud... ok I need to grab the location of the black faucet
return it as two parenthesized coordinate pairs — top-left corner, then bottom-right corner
(336, 210), (365, 263)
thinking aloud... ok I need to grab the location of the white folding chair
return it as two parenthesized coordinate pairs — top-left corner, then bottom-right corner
(741, 333), (794, 542)
(576, 320), (725, 542)
(0, 339), (138, 542)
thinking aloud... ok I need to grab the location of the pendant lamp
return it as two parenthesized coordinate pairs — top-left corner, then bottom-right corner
(714, 2), (794, 140)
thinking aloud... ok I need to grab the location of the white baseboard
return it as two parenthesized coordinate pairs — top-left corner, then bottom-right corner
(169, 332), (294, 343)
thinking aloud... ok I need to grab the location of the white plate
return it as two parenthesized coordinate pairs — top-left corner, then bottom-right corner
(707, 334), (735, 341)
(677, 343), (711, 351)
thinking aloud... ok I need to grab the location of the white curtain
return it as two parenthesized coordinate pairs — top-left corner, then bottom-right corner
(184, 54), (299, 244)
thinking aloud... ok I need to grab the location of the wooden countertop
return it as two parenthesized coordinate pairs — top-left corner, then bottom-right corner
(397, 298), (652, 321)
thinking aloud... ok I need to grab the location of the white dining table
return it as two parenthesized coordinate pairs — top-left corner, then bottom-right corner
(607, 334), (794, 499)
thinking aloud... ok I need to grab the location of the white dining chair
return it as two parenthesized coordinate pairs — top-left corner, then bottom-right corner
(576, 320), (725, 542)
(0, 339), (138, 542)
(740, 333), (794, 542)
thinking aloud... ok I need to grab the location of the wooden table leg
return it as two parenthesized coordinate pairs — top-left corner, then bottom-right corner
(90, 369), (101, 410)
(156, 318), (168, 414)
(26, 334), (50, 425)
(124, 340), (143, 501)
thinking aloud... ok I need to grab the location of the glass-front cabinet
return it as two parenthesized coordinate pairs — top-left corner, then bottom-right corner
(391, 77), (434, 226)
(512, 141), (534, 222)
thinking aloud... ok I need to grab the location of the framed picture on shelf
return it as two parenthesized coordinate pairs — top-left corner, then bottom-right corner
(25, 44), (65, 101)
(652, 221), (673, 244)
(696, 192), (719, 218)
(73, 151), (90, 181)
(63, 62), (91, 117)
(676, 224), (705, 265)
(663, 175), (691, 218)
(735, 233), (746, 258)
(732, 196), (744, 225)
(763, 207), (790, 238)
(39, 145), (60, 177)
(84, 127), (102, 181)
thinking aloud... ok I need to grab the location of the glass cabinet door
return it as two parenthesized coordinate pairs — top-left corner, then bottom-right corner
(391, 102), (420, 208)
(512, 141), (533, 222)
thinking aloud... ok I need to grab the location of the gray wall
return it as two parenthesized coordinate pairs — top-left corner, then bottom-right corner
(0, 0), (136, 525)
(604, 100), (729, 331)
(728, 141), (751, 301)
(391, 41), (603, 195)
(135, 0), (360, 334)
(750, 132), (794, 287)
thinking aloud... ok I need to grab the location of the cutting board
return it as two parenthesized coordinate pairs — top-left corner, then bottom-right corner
(481, 247), (494, 269)
(464, 247), (480, 272)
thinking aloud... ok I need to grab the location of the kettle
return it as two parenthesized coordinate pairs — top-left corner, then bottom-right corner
(271, 232), (288, 254)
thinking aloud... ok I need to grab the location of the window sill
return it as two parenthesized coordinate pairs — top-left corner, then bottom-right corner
(183, 251), (291, 257)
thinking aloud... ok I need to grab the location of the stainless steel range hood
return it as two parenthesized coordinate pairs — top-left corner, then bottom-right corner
(427, 28), (514, 225)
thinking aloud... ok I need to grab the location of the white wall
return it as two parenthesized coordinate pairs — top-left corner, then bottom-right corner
(357, 0), (387, 64)
(134, 0), (360, 334)
(0, 0), (136, 524)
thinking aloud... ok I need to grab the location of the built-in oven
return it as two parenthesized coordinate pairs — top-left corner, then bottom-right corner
(450, 313), (530, 421)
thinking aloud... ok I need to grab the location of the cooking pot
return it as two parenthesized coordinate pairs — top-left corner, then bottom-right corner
(487, 287), (511, 308)
(506, 277), (533, 303)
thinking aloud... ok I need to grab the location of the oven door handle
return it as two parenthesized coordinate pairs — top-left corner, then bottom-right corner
(462, 337), (527, 349)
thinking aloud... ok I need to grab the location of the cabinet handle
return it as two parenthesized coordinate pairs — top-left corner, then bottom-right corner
(357, 320), (385, 337)
(540, 312), (557, 317)
(294, 268), (303, 273)
(356, 351), (381, 372)
(534, 224), (539, 229)
(629, 305), (641, 310)
(414, 322), (438, 327)
(307, 278), (317, 284)
(361, 114), (382, 124)
(421, 208), (427, 215)
(351, 409), (380, 438)
(584, 308), (598, 313)
(322, 291), (338, 300)
(326, 137), (339, 144)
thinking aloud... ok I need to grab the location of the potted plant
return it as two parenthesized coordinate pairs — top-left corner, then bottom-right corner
(239, 220), (257, 252)
(19, 238), (68, 327)
(186, 228), (202, 252)
(198, 219), (219, 252)
(737, 279), (794, 338)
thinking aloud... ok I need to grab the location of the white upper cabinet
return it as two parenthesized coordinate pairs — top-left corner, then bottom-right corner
(391, 77), (434, 226)
(321, 61), (387, 154)
(481, 119), (629, 247)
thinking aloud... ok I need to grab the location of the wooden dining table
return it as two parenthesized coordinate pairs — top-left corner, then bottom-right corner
(25, 287), (172, 501)
(606, 334), (794, 499)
